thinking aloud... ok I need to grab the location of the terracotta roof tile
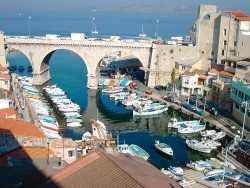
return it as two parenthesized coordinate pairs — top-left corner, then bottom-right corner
(219, 70), (235, 77)
(0, 107), (17, 119)
(209, 68), (220, 74)
(50, 138), (77, 148)
(0, 66), (9, 72)
(0, 118), (45, 138)
(0, 147), (53, 166)
(34, 148), (181, 188)
(0, 73), (10, 80)
(224, 11), (250, 21)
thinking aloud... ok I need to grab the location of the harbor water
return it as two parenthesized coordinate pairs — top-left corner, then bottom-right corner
(3, 11), (229, 169)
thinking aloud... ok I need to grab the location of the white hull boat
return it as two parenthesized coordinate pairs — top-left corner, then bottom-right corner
(178, 125), (206, 134)
(67, 122), (82, 127)
(200, 130), (216, 137)
(186, 161), (205, 171)
(133, 104), (168, 116)
(102, 86), (124, 94)
(195, 160), (213, 170)
(42, 129), (62, 139)
(210, 131), (226, 140)
(154, 140), (173, 156)
(186, 139), (213, 153)
(168, 166), (184, 176)
(168, 118), (201, 129)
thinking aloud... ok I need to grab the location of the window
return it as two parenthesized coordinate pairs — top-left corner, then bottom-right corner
(234, 41), (237, 46)
(222, 50), (225, 56)
(68, 150), (74, 157)
(224, 40), (227, 46)
(223, 29), (227, 36)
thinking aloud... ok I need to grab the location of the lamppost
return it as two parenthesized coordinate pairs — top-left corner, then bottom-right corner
(28, 16), (31, 38)
(241, 101), (249, 139)
(156, 19), (159, 39)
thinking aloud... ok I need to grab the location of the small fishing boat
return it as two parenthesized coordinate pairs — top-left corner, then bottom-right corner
(168, 166), (184, 176)
(42, 129), (62, 139)
(102, 86), (124, 94)
(186, 139), (213, 153)
(205, 169), (232, 177)
(67, 122), (82, 127)
(154, 140), (173, 156)
(133, 104), (168, 116)
(186, 161), (205, 171)
(200, 130), (216, 137)
(178, 124), (206, 134)
(117, 143), (134, 156)
(195, 160), (213, 170)
(210, 131), (226, 140)
(168, 117), (201, 129)
(66, 117), (82, 123)
(27, 65), (33, 72)
(129, 144), (149, 160)
(18, 65), (25, 72)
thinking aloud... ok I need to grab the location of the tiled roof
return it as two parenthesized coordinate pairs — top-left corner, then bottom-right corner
(182, 69), (208, 77)
(219, 70), (234, 77)
(0, 73), (10, 80)
(33, 148), (181, 188)
(0, 66), (9, 72)
(0, 118), (45, 138)
(50, 138), (77, 148)
(0, 107), (17, 119)
(224, 11), (250, 21)
(0, 147), (53, 166)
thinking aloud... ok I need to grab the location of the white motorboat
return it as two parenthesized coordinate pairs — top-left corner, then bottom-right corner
(109, 92), (129, 100)
(186, 139), (214, 153)
(101, 86), (124, 94)
(133, 103), (168, 116)
(204, 139), (221, 147)
(117, 143), (134, 156)
(67, 122), (82, 127)
(205, 169), (232, 177)
(129, 144), (150, 160)
(186, 161), (205, 171)
(195, 160), (213, 170)
(168, 166), (184, 176)
(178, 124), (206, 134)
(39, 119), (60, 134)
(210, 131), (226, 140)
(66, 117), (82, 123)
(58, 106), (80, 113)
(42, 129), (62, 139)
(200, 130), (216, 137)
(168, 117), (201, 129)
(64, 112), (81, 118)
(154, 140), (173, 156)
(131, 98), (153, 109)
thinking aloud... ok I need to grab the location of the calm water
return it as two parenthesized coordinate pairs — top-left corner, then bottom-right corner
(3, 11), (220, 169)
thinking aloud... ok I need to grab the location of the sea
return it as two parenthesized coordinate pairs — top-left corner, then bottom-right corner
(1, 10), (225, 169)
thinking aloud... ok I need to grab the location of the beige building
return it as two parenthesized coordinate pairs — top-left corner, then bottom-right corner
(191, 5), (250, 66)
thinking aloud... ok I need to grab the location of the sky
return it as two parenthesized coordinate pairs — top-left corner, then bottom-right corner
(0, 0), (250, 14)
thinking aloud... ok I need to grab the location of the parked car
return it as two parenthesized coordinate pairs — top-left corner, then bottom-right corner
(154, 85), (166, 91)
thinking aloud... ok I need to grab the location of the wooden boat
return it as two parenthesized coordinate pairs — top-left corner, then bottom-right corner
(129, 144), (149, 160)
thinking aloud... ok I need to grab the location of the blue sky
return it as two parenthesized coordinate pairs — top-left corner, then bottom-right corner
(1, 0), (250, 14)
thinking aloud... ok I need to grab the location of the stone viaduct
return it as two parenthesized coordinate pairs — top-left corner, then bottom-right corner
(1, 32), (197, 88)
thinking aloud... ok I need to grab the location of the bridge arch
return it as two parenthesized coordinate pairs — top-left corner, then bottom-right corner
(5, 38), (154, 87)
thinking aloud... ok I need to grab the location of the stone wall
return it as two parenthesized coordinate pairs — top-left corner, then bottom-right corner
(0, 31), (7, 67)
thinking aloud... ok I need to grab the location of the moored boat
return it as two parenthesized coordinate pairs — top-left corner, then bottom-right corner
(195, 160), (213, 170)
(133, 103), (168, 116)
(186, 161), (205, 171)
(200, 130), (216, 137)
(154, 140), (173, 156)
(129, 144), (149, 160)
(178, 124), (206, 134)
(186, 139), (213, 153)
(210, 131), (226, 140)
(168, 166), (184, 176)
(168, 117), (201, 129)
(67, 122), (82, 127)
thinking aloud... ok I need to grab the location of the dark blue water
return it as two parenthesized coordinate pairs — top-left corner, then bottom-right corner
(3, 11), (217, 169)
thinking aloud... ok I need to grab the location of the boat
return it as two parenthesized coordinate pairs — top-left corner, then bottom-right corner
(9, 65), (17, 72)
(91, 17), (98, 35)
(66, 117), (82, 123)
(205, 169), (232, 177)
(168, 166), (184, 176)
(168, 117), (201, 129)
(82, 131), (93, 142)
(129, 144), (149, 160)
(139, 25), (146, 38)
(63, 112), (81, 118)
(117, 143), (134, 156)
(154, 140), (173, 156)
(203, 139), (221, 147)
(195, 160), (213, 170)
(67, 122), (82, 127)
(178, 124), (206, 134)
(186, 161), (205, 171)
(186, 139), (214, 153)
(210, 131), (226, 140)
(101, 86), (124, 94)
(27, 65), (33, 72)
(200, 130), (216, 137)
(18, 65), (25, 72)
(42, 129), (62, 139)
(133, 104), (168, 116)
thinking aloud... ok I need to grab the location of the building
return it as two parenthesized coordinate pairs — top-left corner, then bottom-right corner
(0, 118), (47, 155)
(179, 69), (209, 97)
(191, 5), (250, 66)
(22, 148), (181, 188)
(230, 59), (250, 129)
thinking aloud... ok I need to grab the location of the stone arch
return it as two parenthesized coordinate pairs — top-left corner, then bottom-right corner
(203, 14), (211, 20)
